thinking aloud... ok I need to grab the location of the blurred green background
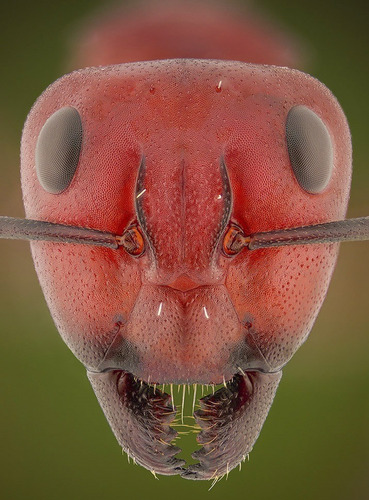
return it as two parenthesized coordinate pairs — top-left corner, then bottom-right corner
(0, 0), (368, 498)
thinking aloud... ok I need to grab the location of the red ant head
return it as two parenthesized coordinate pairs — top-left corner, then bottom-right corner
(20, 60), (351, 477)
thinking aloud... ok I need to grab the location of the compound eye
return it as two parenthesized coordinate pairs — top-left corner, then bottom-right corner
(286, 105), (333, 194)
(36, 107), (83, 194)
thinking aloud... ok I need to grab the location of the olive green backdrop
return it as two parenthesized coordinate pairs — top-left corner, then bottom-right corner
(0, 0), (368, 499)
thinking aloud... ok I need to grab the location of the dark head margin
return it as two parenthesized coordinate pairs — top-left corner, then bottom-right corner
(134, 156), (156, 257)
(211, 157), (233, 258)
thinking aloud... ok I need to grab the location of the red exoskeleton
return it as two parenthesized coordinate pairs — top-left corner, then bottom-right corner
(0, 0), (368, 482)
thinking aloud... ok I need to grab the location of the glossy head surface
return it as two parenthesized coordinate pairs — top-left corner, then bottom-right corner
(21, 59), (351, 379)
